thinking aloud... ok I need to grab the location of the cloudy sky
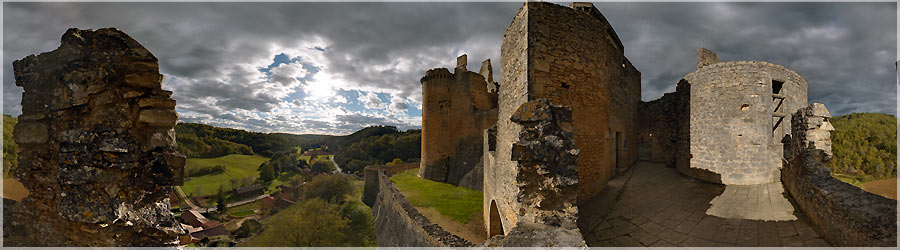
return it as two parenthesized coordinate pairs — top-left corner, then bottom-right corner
(3, 2), (896, 135)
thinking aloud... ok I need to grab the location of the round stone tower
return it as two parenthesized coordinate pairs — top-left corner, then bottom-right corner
(679, 48), (808, 185)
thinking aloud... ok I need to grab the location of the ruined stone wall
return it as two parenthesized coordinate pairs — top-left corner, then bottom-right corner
(419, 55), (497, 190)
(485, 1), (640, 238)
(682, 54), (808, 184)
(485, 2), (529, 237)
(371, 169), (474, 247)
(362, 163), (420, 207)
(3, 28), (185, 246)
(637, 81), (689, 165)
(482, 99), (585, 247)
(527, 2), (640, 201)
(782, 103), (896, 247)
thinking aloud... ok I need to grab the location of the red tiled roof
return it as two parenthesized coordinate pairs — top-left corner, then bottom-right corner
(274, 192), (294, 202)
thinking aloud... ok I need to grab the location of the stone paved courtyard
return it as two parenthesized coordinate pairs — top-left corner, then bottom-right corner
(578, 161), (832, 247)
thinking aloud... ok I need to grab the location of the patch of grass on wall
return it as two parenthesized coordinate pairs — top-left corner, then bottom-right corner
(390, 168), (482, 224)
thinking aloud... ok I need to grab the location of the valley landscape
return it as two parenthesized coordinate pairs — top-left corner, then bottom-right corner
(1, 1), (897, 247)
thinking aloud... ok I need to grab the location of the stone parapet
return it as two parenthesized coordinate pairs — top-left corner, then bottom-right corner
(3, 28), (184, 246)
(783, 103), (897, 246)
(370, 168), (473, 247)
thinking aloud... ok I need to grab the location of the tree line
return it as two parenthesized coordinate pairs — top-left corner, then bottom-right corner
(830, 113), (897, 180)
(332, 127), (421, 174)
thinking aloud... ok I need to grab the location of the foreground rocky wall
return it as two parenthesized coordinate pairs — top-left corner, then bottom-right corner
(3, 28), (185, 246)
(783, 103), (896, 246)
(370, 169), (473, 247)
(482, 99), (585, 247)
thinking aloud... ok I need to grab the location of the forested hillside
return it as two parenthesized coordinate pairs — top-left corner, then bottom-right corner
(176, 123), (420, 175)
(332, 127), (421, 174)
(830, 113), (897, 180)
(175, 123), (320, 158)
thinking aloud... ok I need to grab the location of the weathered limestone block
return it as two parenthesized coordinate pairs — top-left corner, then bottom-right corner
(483, 99), (585, 247)
(509, 99), (580, 230)
(782, 103), (896, 247)
(3, 27), (185, 246)
(139, 109), (178, 128)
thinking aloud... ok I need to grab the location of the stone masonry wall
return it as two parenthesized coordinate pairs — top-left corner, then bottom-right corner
(3, 28), (185, 246)
(419, 55), (497, 190)
(482, 99), (585, 247)
(637, 81), (688, 165)
(371, 169), (474, 247)
(485, 2), (529, 237)
(362, 163), (419, 207)
(485, 1), (640, 238)
(682, 54), (808, 185)
(528, 2), (640, 202)
(782, 103), (896, 247)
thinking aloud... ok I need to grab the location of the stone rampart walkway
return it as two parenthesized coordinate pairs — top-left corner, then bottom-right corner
(578, 161), (831, 247)
(707, 182), (797, 221)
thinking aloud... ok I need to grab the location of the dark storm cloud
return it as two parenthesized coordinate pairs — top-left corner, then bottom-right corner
(594, 2), (896, 115)
(3, 2), (894, 135)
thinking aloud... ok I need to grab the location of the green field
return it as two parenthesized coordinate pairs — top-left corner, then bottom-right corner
(390, 168), (482, 223)
(299, 154), (334, 164)
(231, 210), (256, 217)
(181, 154), (269, 197)
(230, 200), (261, 213)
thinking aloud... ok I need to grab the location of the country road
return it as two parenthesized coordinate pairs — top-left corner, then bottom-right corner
(174, 186), (200, 210)
(174, 186), (269, 213)
(330, 155), (343, 174)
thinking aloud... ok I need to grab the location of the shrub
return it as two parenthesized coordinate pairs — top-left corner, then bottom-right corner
(185, 165), (226, 177)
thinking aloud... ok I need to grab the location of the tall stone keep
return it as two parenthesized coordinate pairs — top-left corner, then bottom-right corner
(484, 2), (641, 238)
(419, 55), (498, 190)
(3, 28), (185, 246)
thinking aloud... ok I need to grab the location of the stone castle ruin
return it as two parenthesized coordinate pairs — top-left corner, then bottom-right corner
(2, 2), (894, 247)
(3, 28), (185, 246)
(418, 55), (498, 190)
(409, 1), (895, 247)
(641, 48), (809, 185)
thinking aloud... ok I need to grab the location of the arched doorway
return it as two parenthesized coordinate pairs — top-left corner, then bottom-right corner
(488, 200), (503, 237)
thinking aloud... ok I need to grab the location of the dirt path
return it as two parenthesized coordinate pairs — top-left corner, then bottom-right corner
(174, 186), (201, 210)
(862, 178), (897, 200)
(414, 206), (486, 245)
(330, 155), (344, 174)
(174, 185), (267, 212)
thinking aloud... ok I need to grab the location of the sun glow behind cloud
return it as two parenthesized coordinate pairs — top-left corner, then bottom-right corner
(2, 2), (895, 135)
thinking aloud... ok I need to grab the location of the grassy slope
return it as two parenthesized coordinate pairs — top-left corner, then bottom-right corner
(181, 154), (269, 196)
(390, 168), (482, 224)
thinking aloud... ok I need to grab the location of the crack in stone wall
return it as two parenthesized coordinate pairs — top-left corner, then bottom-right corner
(783, 103), (897, 247)
(3, 28), (185, 246)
